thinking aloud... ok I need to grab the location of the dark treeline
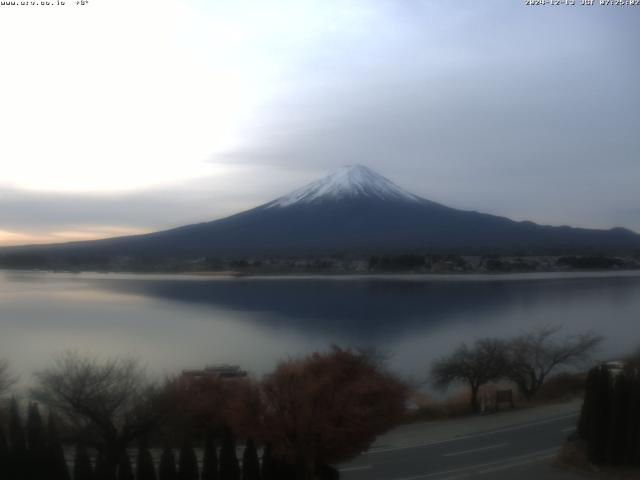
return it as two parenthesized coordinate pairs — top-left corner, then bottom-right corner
(1, 251), (639, 274)
(0, 400), (331, 480)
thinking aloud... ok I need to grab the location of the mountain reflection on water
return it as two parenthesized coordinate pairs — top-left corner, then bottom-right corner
(93, 274), (638, 339)
(1, 272), (639, 382)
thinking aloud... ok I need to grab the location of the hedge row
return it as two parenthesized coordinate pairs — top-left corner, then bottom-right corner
(0, 401), (339, 480)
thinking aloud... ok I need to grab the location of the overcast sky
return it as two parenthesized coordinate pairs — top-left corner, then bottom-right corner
(0, 0), (638, 245)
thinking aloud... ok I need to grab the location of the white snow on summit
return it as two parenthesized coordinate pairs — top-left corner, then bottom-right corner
(267, 165), (422, 208)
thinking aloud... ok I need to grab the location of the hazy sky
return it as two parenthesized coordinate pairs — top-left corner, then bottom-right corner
(0, 0), (638, 245)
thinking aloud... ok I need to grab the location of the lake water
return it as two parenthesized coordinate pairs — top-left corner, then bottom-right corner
(1, 270), (639, 385)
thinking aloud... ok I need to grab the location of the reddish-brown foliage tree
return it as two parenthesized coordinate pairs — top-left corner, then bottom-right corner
(259, 346), (407, 480)
(163, 371), (261, 440)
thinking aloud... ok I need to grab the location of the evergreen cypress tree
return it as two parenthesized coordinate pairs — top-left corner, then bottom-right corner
(0, 426), (11, 480)
(607, 373), (631, 465)
(9, 398), (26, 455)
(218, 426), (239, 480)
(73, 444), (95, 480)
(159, 446), (178, 480)
(241, 439), (260, 480)
(261, 446), (294, 480)
(274, 457), (296, 480)
(136, 441), (157, 480)
(0, 425), (8, 459)
(27, 402), (46, 454)
(48, 413), (71, 480)
(588, 365), (611, 464)
(25, 402), (47, 480)
(626, 372), (640, 465)
(260, 444), (274, 480)
(118, 452), (135, 480)
(177, 437), (199, 480)
(95, 452), (110, 480)
(201, 434), (218, 480)
(295, 451), (306, 480)
(577, 367), (597, 441)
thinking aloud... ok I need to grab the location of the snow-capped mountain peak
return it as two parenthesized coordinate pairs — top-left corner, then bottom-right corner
(267, 165), (422, 208)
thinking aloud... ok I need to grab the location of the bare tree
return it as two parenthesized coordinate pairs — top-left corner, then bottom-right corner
(505, 326), (603, 400)
(0, 359), (17, 397)
(32, 351), (166, 479)
(431, 338), (508, 412)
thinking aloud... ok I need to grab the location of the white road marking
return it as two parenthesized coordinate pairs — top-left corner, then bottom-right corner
(476, 451), (557, 475)
(562, 427), (576, 433)
(442, 442), (508, 457)
(391, 447), (560, 480)
(365, 412), (579, 455)
(339, 465), (372, 472)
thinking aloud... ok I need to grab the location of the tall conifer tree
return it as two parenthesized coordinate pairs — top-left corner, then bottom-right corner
(607, 374), (631, 465)
(27, 402), (46, 454)
(201, 434), (218, 480)
(9, 398), (26, 455)
(118, 452), (135, 480)
(219, 426), (239, 480)
(0, 426), (11, 480)
(73, 444), (95, 480)
(95, 452), (110, 480)
(588, 365), (611, 464)
(626, 372), (640, 465)
(48, 413), (71, 480)
(260, 444), (274, 480)
(177, 438), (199, 480)
(242, 439), (260, 480)
(159, 446), (178, 480)
(578, 368), (597, 441)
(136, 440), (157, 480)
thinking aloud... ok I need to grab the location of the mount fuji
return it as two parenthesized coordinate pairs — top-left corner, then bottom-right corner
(3, 165), (639, 259)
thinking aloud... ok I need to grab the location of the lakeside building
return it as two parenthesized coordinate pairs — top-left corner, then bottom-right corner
(177, 364), (249, 394)
(180, 364), (248, 382)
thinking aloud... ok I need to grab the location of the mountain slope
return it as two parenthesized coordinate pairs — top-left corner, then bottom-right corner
(2, 165), (639, 259)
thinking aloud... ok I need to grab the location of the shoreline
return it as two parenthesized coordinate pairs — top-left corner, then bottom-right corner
(3, 268), (640, 282)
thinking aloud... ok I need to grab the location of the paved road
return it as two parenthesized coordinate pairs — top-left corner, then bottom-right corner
(339, 407), (580, 480)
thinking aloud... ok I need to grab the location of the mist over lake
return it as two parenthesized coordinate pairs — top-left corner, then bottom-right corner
(1, 270), (639, 385)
